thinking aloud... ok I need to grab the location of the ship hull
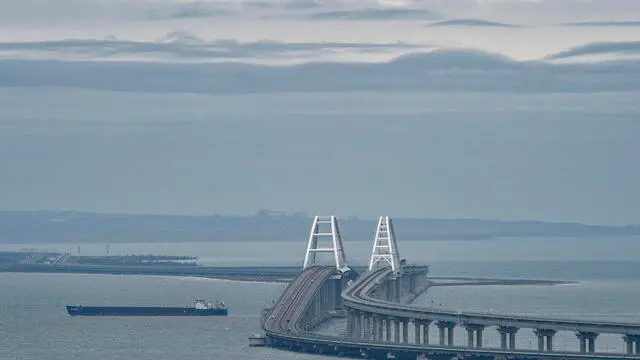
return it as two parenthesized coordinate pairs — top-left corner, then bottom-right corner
(66, 305), (228, 316)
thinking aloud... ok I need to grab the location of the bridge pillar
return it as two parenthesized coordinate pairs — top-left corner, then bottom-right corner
(369, 315), (375, 340)
(354, 311), (362, 338)
(402, 320), (409, 344)
(500, 331), (507, 349)
(466, 328), (474, 347)
(383, 280), (392, 302)
(465, 324), (485, 348)
(394, 277), (401, 302)
(497, 326), (518, 349)
(346, 309), (355, 337)
(394, 318), (401, 343)
(576, 332), (598, 353)
(623, 335), (634, 354)
(385, 317), (392, 342)
(362, 313), (368, 339)
(421, 321), (431, 344)
(369, 316), (375, 340)
(534, 329), (556, 352)
(373, 315), (384, 341)
(436, 321), (455, 346)
(627, 335), (640, 355)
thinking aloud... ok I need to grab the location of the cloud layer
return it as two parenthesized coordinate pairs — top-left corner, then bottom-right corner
(298, 8), (440, 21)
(562, 21), (640, 27)
(426, 19), (521, 28)
(2, 48), (639, 94)
(146, 1), (238, 20)
(0, 33), (427, 63)
(546, 41), (640, 60)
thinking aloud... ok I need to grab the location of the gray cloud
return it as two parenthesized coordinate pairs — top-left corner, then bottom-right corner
(426, 19), (522, 28)
(546, 41), (640, 60)
(562, 21), (640, 27)
(302, 8), (441, 21)
(0, 33), (425, 61)
(283, 0), (324, 9)
(145, 1), (237, 20)
(2, 49), (639, 94)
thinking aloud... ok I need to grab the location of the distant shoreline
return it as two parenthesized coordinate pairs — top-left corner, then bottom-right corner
(0, 265), (573, 286)
(1, 210), (638, 244)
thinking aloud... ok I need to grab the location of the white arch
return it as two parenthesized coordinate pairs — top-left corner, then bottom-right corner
(368, 216), (401, 272)
(303, 215), (348, 271)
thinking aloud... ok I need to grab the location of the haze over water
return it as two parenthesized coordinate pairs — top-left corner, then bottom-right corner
(2, 0), (639, 358)
(2, 237), (640, 359)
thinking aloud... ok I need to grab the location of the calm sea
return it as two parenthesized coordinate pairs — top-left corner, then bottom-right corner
(2, 237), (640, 359)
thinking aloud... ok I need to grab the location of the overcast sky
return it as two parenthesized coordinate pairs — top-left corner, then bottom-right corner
(1, 0), (639, 225)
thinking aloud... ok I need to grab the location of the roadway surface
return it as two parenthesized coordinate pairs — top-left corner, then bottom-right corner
(263, 266), (336, 333)
(263, 266), (640, 360)
(344, 267), (640, 335)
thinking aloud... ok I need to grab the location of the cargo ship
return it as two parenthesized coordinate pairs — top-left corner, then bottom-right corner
(66, 299), (228, 316)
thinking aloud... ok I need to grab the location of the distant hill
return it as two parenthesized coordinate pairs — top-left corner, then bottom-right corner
(0, 210), (638, 244)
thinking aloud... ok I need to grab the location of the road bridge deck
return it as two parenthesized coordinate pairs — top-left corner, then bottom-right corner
(263, 266), (640, 360)
(344, 268), (640, 335)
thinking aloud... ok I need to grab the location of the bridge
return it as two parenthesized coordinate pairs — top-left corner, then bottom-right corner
(260, 215), (640, 360)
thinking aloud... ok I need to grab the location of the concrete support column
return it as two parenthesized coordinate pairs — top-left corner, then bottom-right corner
(349, 310), (356, 337)
(385, 282), (391, 302)
(435, 321), (455, 346)
(467, 329), (474, 348)
(365, 314), (372, 339)
(578, 334), (586, 353)
(402, 320), (409, 344)
(537, 334), (544, 352)
(422, 321), (430, 345)
(535, 329), (556, 352)
(414, 321), (421, 345)
(624, 337), (633, 355)
(371, 316), (378, 341)
(577, 332), (598, 353)
(354, 311), (362, 338)
(361, 312), (367, 338)
(465, 324), (484, 348)
(391, 280), (396, 302)
(438, 323), (446, 345)
(394, 319), (401, 343)
(496, 326), (519, 350)
(385, 318), (391, 342)
(393, 277), (402, 303)
(409, 274), (415, 293)
(376, 317), (384, 341)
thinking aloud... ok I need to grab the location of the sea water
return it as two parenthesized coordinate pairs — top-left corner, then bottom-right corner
(1, 237), (640, 359)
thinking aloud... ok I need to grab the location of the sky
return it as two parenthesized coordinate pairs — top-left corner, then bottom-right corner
(1, 0), (639, 225)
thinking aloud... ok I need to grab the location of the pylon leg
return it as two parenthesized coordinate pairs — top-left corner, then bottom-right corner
(369, 216), (401, 271)
(303, 215), (348, 271)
